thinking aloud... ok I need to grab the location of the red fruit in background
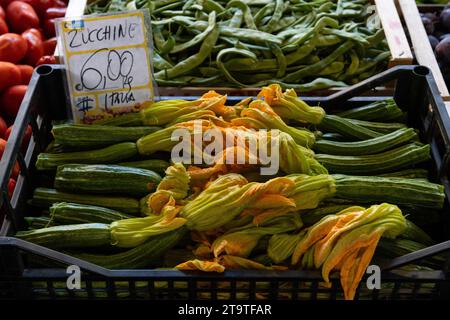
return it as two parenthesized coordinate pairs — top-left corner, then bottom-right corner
(8, 178), (16, 198)
(0, 33), (28, 63)
(0, 61), (21, 90)
(36, 54), (56, 65)
(0, 6), (5, 19)
(0, 116), (6, 138)
(17, 64), (34, 84)
(43, 17), (55, 38)
(0, 17), (7, 34)
(6, 1), (40, 33)
(42, 37), (56, 55)
(0, 85), (28, 118)
(22, 28), (44, 66)
(45, 6), (65, 19)
(5, 124), (31, 143)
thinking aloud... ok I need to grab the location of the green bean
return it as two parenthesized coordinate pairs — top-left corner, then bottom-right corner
(152, 1), (183, 15)
(261, 0), (284, 33)
(323, 28), (369, 46)
(254, 2), (275, 26)
(159, 35), (175, 55)
(287, 17), (339, 47)
(226, 0), (257, 30)
(171, 11), (216, 54)
(155, 25), (220, 80)
(354, 51), (391, 75)
(203, 0), (228, 17)
(343, 50), (360, 77)
(153, 0), (182, 9)
(153, 52), (173, 71)
(189, 21), (283, 45)
(284, 40), (354, 82)
(316, 34), (341, 47)
(229, 8), (244, 28)
(217, 48), (257, 87)
(270, 44), (287, 78)
(317, 61), (345, 76)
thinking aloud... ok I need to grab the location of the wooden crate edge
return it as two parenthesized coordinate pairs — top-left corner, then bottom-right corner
(396, 0), (450, 101)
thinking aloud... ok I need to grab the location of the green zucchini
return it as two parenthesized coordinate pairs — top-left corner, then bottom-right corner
(25, 217), (55, 229)
(313, 128), (417, 156)
(95, 112), (143, 126)
(118, 159), (170, 175)
(379, 169), (429, 180)
(318, 115), (382, 140)
(320, 133), (350, 142)
(16, 223), (111, 249)
(69, 226), (188, 269)
(50, 202), (133, 224)
(346, 119), (407, 134)
(401, 220), (434, 246)
(337, 99), (405, 122)
(333, 174), (445, 209)
(316, 144), (431, 175)
(54, 164), (162, 197)
(376, 238), (445, 269)
(36, 142), (138, 171)
(52, 124), (162, 149)
(31, 188), (141, 215)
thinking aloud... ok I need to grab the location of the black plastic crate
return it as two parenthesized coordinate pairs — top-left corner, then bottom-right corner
(1, 65), (450, 300)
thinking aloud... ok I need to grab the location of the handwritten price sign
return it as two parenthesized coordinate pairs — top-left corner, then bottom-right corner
(56, 10), (156, 123)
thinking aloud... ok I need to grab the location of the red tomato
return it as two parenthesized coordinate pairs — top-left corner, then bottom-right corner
(0, 85), (28, 117)
(0, 17), (7, 34)
(45, 6), (64, 19)
(0, 33), (28, 63)
(0, 116), (6, 138)
(0, 61), (22, 91)
(8, 178), (16, 198)
(42, 36), (56, 55)
(0, 136), (20, 179)
(36, 54), (56, 65)
(6, 1), (40, 33)
(0, 1), (12, 9)
(42, 16), (55, 38)
(22, 28), (43, 66)
(0, 6), (5, 19)
(0, 137), (6, 155)
(17, 64), (34, 84)
(5, 124), (32, 155)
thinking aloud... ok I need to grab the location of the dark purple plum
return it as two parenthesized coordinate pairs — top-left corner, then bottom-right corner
(440, 8), (450, 31)
(422, 17), (435, 35)
(429, 35), (440, 50)
(436, 37), (450, 65)
(439, 33), (450, 41)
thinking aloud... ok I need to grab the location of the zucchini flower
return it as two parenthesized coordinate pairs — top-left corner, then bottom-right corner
(268, 231), (306, 264)
(220, 255), (287, 271)
(287, 174), (336, 210)
(257, 84), (326, 125)
(239, 100), (316, 148)
(176, 259), (225, 273)
(211, 214), (303, 258)
(180, 174), (295, 231)
(148, 163), (190, 214)
(290, 203), (407, 300)
(110, 197), (187, 248)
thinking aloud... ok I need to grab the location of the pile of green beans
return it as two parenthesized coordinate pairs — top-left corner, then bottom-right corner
(86, 0), (391, 91)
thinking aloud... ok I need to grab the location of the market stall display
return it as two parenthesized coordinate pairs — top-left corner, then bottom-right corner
(0, 65), (449, 300)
